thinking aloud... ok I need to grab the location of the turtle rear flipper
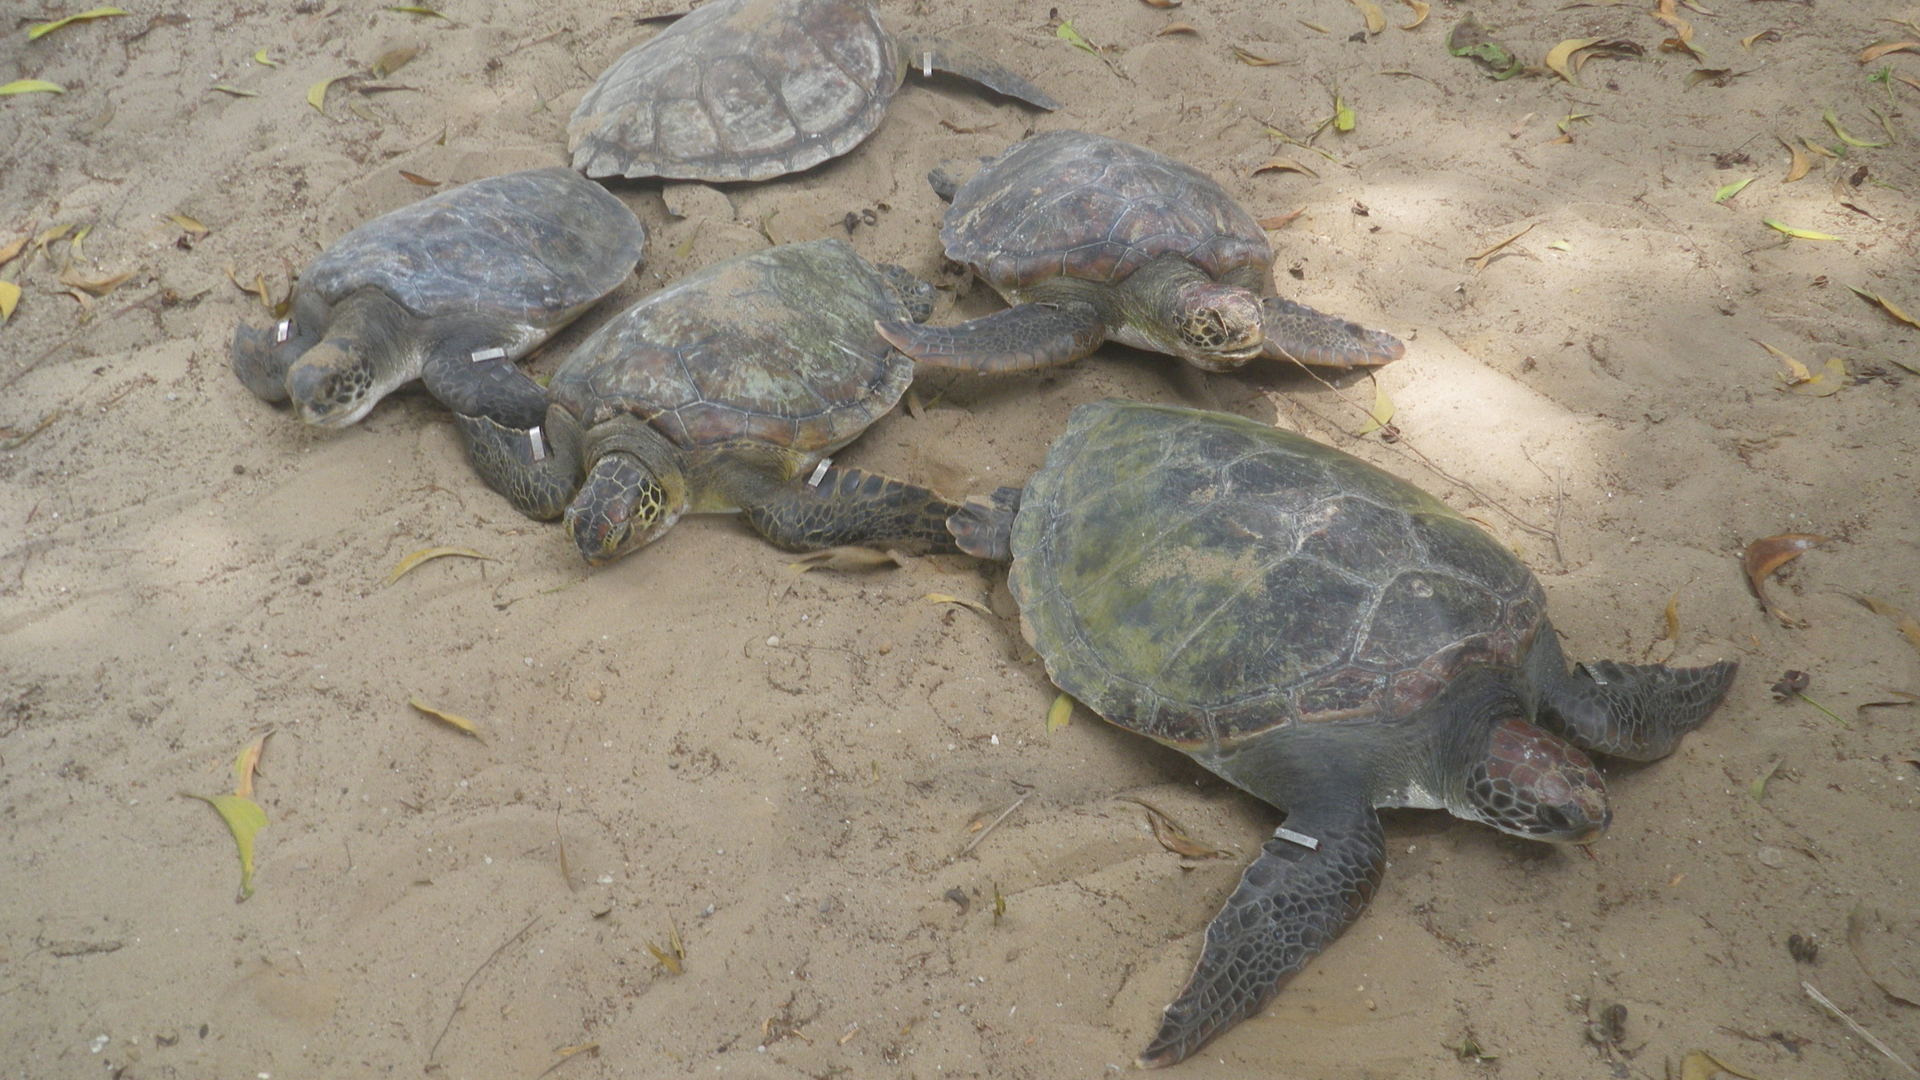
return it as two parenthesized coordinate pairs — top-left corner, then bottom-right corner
(743, 465), (966, 554)
(877, 302), (1106, 373)
(896, 34), (1060, 111)
(1538, 658), (1737, 762)
(1259, 297), (1405, 368)
(1139, 801), (1386, 1069)
(947, 486), (1022, 561)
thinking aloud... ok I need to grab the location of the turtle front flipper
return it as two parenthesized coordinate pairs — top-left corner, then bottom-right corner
(894, 34), (1060, 111)
(1139, 800), (1386, 1069)
(452, 407), (583, 521)
(947, 486), (1022, 561)
(742, 465), (967, 554)
(877, 302), (1106, 373)
(1537, 656), (1738, 762)
(422, 345), (551, 431)
(1259, 297), (1405, 368)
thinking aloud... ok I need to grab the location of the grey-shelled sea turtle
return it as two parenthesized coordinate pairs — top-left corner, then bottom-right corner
(878, 130), (1404, 374)
(568, 0), (1058, 182)
(232, 167), (646, 428)
(948, 400), (1735, 1067)
(454, 237), (962, 564)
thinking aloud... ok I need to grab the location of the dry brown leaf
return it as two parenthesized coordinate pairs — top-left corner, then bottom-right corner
(224, 265), (275, 311)
(371, 45), (418, 77)
(1847, 285), (1920, 328)
(1742, 29), (1781, 49)
(787, 546), (904, 573)
(1801, 138), (1838, 159)
(1679, 1050), (1764, 1080)
(57, 268), (132, 296)
(399, 170), (440, 186)
(1258, 208), (1307, 229)
(1544, 38), (1596, 82)
(1466, 222), (1536, 270)
(1400, 0), (1430, 30)
(33, 223), (75, 251)
(1860, 40), (1920, 63)
(1155, 22), (1197, 35)
(1348, 0), (1386, 34)
(1121, 798), (1230, 859)
(166, 213), (210, 235)
(1232, 45), (1280, 66)
(385, 546), (490, 584)
(1741, 533), (1829, 627)
(1139, 0), (1182, 7)
(1778, 136), (1811, 182)
(925, 592), (993, 617)
(1855, 596), (1920, 656)
(1663, 591), (1681, 642)
(0, 236), (26, 266)
(1252, 158), (1316, 177)
(1846, 905), (1920, 1007)
(409, 697), (483, 739)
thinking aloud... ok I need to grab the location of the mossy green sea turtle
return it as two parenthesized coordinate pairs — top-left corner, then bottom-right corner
(878, 130), (1404, 374)
(949, 400), (1736, 1066)
(455, 238), (962, 564)
(232, 167), (646, 428)
(568, 0), (1058, 182)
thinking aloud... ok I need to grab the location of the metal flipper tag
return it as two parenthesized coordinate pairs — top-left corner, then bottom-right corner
(528, 425), (547, 463)
(806, 458), (832, 488)
(922, 51), (932, 78)
(1276, 827), (1320, 851)
(469, 347), (507, 364)
(273, 319), (292, 344)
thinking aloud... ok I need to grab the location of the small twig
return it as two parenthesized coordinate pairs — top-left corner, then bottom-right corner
(1803, 980), (1918, 1077)
(959, 787), (1032, 857)
(429, 913), (543, 1063)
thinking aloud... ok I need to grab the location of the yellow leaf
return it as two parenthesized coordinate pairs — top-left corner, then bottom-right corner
(924, 592), (993, 617)
(1778, 136), (1810, 182)
(253, 47), (278, 67)
(409, 697), (483, 739)
(308, 75), (349, 114)
(1400, 0), (1430, 31)
(167, 213), (210, 235)
(1787, 357), (1849, 397)
(1355, 375), (1394, 435)
(1544, 38), (1597, 83)
(232, 732), (271, 798)
(0, 236), (24, 266)
(1755, 339), (1812, 382)
(1679, 1050), (1763, 1080)
(371, 46), (418, 78)
(786, 546), (903, 573)
(1741, 29), (1781, 50)
(1763, 219), (1838, 241)
(1046, 692), (1074, 732)
(0, 281), (20, 323)
(0, 79), (66, 96)
(1856, 596), (1920, 656)
(1847, 285), (1920, 328)
(1233, 45), (1280, 66)
(1332, 94), (1356, 132)
(1348, 0), (1386, 35)
(186, 792), (268, 900)
(384, 545), (490, 585)
(27, 7), (129, 40)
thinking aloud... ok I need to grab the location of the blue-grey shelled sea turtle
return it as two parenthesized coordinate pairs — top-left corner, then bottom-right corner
(455, 238), (960, 564)
(879, 130), (1403, 374)
(568, 0), (1058, 182)
(949, 400), (1736, 1067)
(232, 167), (646, 428)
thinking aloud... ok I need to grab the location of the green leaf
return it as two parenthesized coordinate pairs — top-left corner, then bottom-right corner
(1355, 375), (1395, 435)
(1046, 692), (1074, 732)
(186, 793), (268, 899)
(1824, 109), (1889, 148)
(253, 48), (278, 67)
(0, 79), (66, 96)
(0, 281), (20, 323)
(27, 7), (128, 40)
(1446, 14), (1526, 80)
(1713, 177), (1754, 203)
(1332, 94), (1356, 133)
(1055, 19), (1097, 55)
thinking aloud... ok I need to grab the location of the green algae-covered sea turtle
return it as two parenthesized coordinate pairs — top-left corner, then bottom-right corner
(568, 0), (1058, 182)
(232, 168), (646, 428)
(878, 130), (1404, 374)
(455, 238), (962, 564)
(948, 400), (1736, 1067)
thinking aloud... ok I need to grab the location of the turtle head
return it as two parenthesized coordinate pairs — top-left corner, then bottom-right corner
(287, 340), (381, 428)
(564, 452), (685, 565)
(1171, 282), (1264, 371)
(1461, 718), (1611, 843)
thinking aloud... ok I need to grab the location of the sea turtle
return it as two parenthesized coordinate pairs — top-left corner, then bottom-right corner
(947, 400), (1736, 1067)
(877, 130), (1404, 374)
(453, 237), (963, 564)
(567, 0), (1058, 182)
(232, 167), (647, 428)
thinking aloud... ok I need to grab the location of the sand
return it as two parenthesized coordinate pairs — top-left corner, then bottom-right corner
(2, 0), (1917, 1077)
